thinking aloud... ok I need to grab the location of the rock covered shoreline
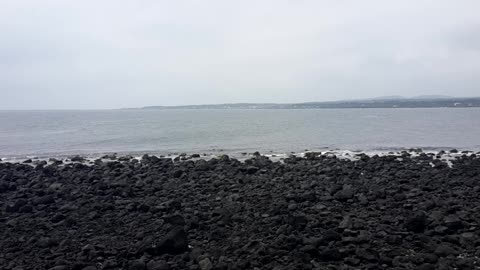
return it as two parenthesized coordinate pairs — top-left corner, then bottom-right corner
(1, 151), (479, 269)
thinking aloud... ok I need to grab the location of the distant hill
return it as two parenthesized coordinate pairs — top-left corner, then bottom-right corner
(411, 95), (453, 100)
(135, 96), (480, 110)
(369, 95), (407, 100)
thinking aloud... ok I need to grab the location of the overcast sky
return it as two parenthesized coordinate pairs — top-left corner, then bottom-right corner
(1, 1), (480, 109)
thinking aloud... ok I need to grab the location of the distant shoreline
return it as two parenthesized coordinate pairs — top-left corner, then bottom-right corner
(131, 97), (480, 110)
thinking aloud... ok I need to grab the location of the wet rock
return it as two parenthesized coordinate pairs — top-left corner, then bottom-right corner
(37, 237), (57, 248)
(393, 193), (406, 201)
(102, 154), (117, 160)
(455, 258), (475, 269)
(198, 258), (213, 270)
(357, 193), (369, 205)
(288, 214), (308, 229)
(129, 260), (146, 270)
(1, 152), (480, 269)
(334, 186), (354, 201)
(338, 215), (352, 230)
(405, 212), (427, 233)
(6, 199), (27, 212)
(0, 181), (9, 193)
(173, 170), (183, 178)
(149, 227), (188, 255)
(417, 253), (438, 264)
(51, 213), (65, 223)
(19, 205), (33, 213)
(147, 260), (170, 270)
(355, 248), (378, 262)
(102, 259), (119, 268)
(81, 244), (94, 254)
(318, 247), (342, 261)
(287, 203), (297, 211)
(417, 263), (436, 270)
(32, 195), (55, 205)
(434, 226), (449, 235)
(70, 156), (85, 162)
(195, 160), (210, 171)
(344, 257), (361, 266)
(434, 244), (459, 257)
(443, 215), (463, 232)
(49, 266), (67, 270)
(322, 230), (341, 243)
(246, 166), (259, 174)
(165, 215), (186, 226)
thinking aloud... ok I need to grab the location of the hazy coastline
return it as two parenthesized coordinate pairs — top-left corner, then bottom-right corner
(133, 96), (480, 110)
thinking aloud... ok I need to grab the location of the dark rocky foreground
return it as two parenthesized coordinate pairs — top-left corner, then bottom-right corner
(1, 152), (480, 270)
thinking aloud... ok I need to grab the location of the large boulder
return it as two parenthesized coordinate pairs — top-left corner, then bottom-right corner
(147, 227), (189, 255)
(405, 212), (427, 233)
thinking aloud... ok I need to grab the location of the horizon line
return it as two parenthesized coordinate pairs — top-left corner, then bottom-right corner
(2, 95), (480, 111)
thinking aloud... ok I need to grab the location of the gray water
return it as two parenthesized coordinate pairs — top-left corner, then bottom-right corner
(1, 108), (479, 159)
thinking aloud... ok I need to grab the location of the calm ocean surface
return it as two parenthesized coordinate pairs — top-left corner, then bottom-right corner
(1, 108), (479, 159)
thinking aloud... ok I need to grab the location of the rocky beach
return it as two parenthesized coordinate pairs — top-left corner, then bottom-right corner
(1, 151), (480, 270)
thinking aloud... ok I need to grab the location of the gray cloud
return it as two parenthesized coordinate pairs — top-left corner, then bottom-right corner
(1, 0), (480, 109)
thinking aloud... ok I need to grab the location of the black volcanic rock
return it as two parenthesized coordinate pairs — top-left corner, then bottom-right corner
(147, 227), (189, 255)
(1, 153), (480, 269)
(405, 212), (428, 233)
(333, 186), (354, 201)
(245, 166), (259, 174)
(318, 247), (342, 261)
(147, 260), (170, 270)
(129, 260), (146, 270)
(32, 194), (55, 205)
(70, 156), (85, 162)
(173, 169), (183, 178)
(6, 199), (27, 212)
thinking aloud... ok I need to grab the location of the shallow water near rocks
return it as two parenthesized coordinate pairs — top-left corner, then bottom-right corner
(1, 108), (480, 159)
